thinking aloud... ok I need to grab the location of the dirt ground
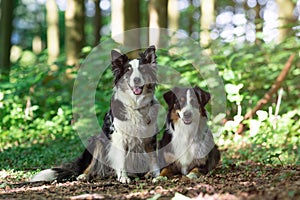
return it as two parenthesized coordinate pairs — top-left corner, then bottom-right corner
(1, 161), (299, 200)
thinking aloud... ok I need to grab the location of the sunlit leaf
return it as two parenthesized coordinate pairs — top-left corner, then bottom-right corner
(256, 110), (268, 121)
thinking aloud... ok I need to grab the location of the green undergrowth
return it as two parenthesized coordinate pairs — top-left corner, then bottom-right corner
(1, 37), (300, 182)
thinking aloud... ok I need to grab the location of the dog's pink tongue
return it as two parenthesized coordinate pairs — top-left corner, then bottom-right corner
(133, 87), (142, 95)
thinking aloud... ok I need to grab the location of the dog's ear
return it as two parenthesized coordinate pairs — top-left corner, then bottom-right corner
(141, 45), (156, 64)
(163, 87), (180, 108)
(111, 50), (128, 67)
(111, 50), (128, 82)
(111, 50), (122, 61)
(163, 90), (175, 108)
(193, 86), (211, 107)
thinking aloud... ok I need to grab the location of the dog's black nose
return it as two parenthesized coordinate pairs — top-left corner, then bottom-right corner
(183, 111), (192, 118)
(134, 77), (141, 84)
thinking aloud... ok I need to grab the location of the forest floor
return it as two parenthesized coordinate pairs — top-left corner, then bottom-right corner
(0, 161), (299, 200)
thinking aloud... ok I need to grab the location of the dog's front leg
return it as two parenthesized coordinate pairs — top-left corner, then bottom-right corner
(145, 101), (160, 125)
(108, 132), (131, 184)
(110, 147), (130, 183)
(145, 142), (160, 177)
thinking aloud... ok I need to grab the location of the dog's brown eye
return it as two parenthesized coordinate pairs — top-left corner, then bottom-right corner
(127, 67), (132, 72)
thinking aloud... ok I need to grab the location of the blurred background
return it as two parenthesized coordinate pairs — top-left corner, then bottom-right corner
(0, 0), (299, 175)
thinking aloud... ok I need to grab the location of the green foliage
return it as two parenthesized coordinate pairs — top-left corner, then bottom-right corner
(221, 109), (300, 166)
(1, 34), (300, 184)
(0, 50), (83, 172)
(211, 37), (300, 166)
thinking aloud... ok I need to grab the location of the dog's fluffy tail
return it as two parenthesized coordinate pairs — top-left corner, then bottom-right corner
(30, 142), (94, 182)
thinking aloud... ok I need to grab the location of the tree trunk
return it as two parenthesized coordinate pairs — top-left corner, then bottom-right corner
(0, 0), (14, 82)
(111, 0), (124, 44)
(111, 0), (140, 58)
(94, 0), (102, 45)
(200, 0), (215, 49)
(124, 0), (140, 57)
(168, 0), (179, 31)
(188, 0), (194, 36)
(276, 0), (297, 43)
(148, 0), (168, 48)
(65, 0), (85, 67)
(32, 35), (43, 55)
(254, 3), (263, 44)
(46, 0), (60, 64)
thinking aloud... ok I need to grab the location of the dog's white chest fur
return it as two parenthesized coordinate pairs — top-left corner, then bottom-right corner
(170, 117), (215, 174)
(113, 109), (156, 139)
(108, 92), (159, 175)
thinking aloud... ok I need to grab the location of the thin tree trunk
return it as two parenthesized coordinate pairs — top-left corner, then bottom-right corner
(46, 0), (60, 64)
(94, 0), (102, 45)
(188, 0), (194, 36)
(65, 0), (85, 67)
(32, 35), (43, 54)
(148, 0), (168, 48)
(168, 0), (179, 31)
(124, 0), (140, 57)
(111, 0), (140, 57)
(254, 3), (263, 44)
(111, 0), (124, 44)
(124, 0), (140, 31)
(276, 0), (297, 43)
(200, 0), (215, 49)
(167, 0), (179, 47)
(0, 0), (14, 82)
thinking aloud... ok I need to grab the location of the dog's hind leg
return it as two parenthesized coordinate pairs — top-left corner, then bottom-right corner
(144, 135), (160, 177)
(81, 134), (112, 180)
(203, 145), (221, 173)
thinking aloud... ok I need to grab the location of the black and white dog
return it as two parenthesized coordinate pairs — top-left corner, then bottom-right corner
(106, 45), (160, 183)
(31, 46), (160, 183)
(158, 87), (220, 179)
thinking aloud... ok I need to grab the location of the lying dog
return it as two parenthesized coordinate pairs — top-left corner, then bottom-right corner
(158, 87), (220, 179)
(30, 46), (160, 183)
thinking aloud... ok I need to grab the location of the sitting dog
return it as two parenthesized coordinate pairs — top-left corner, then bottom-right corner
(158, 87), (220, 179)
(105, 45), (160, 183)
(30, 46), (160, 183)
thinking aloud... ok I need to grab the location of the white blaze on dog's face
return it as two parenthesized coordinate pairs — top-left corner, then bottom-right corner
(176, 89), (199, 125)
(111, 46), (157, 97)
(128, 59), (145, 95)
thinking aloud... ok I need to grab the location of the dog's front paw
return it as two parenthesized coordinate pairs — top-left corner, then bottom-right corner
(77, 174), (88, 181)
(118, 176), (131, 184)
(152, 176), (168, 183)
(152, 169), (160, 178)
(186, 172), (198, 179)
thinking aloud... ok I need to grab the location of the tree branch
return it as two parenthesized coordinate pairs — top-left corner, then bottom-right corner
(237, 53), (296, 134)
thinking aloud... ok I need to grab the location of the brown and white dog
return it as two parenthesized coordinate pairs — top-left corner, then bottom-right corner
(30, 46), (160, 183)
(158, 87), (220, 179)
